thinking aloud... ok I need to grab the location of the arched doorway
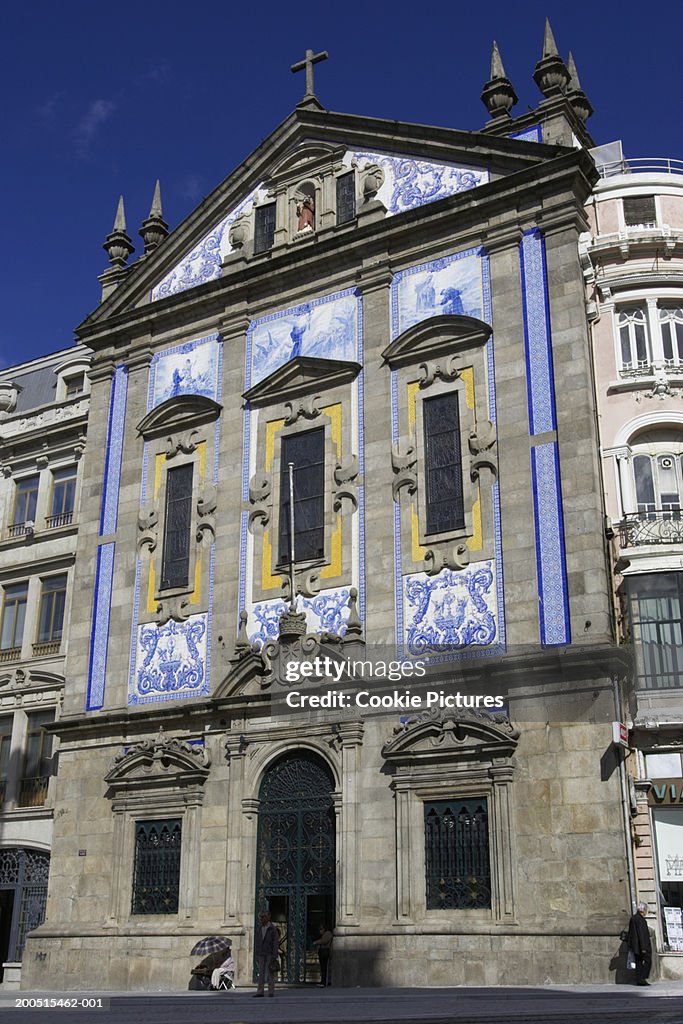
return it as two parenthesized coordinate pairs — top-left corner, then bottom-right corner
(0, 848), (50, 980)
(255, 751), (335, 983)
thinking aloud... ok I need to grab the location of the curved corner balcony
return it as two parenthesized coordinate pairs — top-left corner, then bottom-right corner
(619, 510), (683, 548)
(596, 157), (683, 178)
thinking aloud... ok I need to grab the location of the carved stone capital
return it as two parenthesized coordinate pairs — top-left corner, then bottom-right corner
(469, 419), (498, 481)
(155, 596), (191, 625)
(333, 454), (359, 515)
(248, 473), (271, 534)
(196, 483), (217, 545)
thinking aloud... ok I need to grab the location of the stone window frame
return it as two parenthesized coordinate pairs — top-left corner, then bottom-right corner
(136, 395), (222, 614)
(382, 709), (518, 927)
(270, 414), (337, 578)
(54, 356), (91, 403)
(104, 734), (210, 927)
(413, 376), (475, 547)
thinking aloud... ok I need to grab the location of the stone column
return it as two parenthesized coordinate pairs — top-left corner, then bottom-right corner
(490, 766), (517, 922)
(646, 297), (663, 366)
(393, 778), (413, 922)
(615, 448), (636, 515)
(335, 721), (364, 926)
(223, 733), (248, 926)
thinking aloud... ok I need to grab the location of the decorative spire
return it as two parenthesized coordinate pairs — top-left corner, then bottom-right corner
(139, 180), (169, 254)
(533, 18), (570, 98)
(566, 52), (593, 123)
(103, 196), (135, 267)
(481, 40), (518, 119)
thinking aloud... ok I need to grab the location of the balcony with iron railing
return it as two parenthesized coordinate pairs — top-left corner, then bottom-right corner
(45, 511), (73, 530)
(618, 510), (683, 549)
(0, 646), (22, 664)
(8, 521), (34, 539)
(31, 641), (60, 658)
(596, 157), (683, 178)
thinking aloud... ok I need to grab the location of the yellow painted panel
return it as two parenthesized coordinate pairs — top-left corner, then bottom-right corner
(322, 403), (342, 456)
(461, 366), (474, 410)
(407, 381), (419, 434)
(262, 529), (283, 591)
(467, 491), (482, 552)
(320, 517), (342, 579)
(411, 507), (426, 562)
(197, 441), (206, 482)
(265, 418), (285, 473)
(146, 562), (157, 614)
(190, 555), (202, 604)
(154, 453), (164, 500)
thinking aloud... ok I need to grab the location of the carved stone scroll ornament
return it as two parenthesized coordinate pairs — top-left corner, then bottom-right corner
(196, 483), (217, 544)
(137, 507), (159, 554)
(419, 357), (461, 389)
(247, 473), (271, 533)
(166, 428), (200, 459)
(282, 568), (321, 601)
(424, 543), (470, 576)
(333, 453), (359, 514)
(154, 596), (191, 625)
(284, 395), (321, 425)
(469, 419), (498, 481)
(391, 443), (418, 501)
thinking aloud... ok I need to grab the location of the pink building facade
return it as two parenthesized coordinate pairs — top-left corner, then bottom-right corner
(582, 155), (683, 977)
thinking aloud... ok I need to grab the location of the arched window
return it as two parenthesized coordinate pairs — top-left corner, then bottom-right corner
(631, 430), (683, 518)
(617, 307), (650, 372)
(659, 307), (683, 367)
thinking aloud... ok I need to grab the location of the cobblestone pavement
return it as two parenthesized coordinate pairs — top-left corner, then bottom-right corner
(2, 984), (682, 1024)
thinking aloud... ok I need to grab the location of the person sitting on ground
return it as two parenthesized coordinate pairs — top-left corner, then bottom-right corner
(210, 947), (236, 990)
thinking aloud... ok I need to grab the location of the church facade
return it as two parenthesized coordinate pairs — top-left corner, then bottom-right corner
(20, 34), (638, 989)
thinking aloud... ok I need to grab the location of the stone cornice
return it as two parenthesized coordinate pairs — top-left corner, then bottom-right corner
(136, 394), (223, 439)
(243, 356), (361, 406)
(382, 314), (491, 369)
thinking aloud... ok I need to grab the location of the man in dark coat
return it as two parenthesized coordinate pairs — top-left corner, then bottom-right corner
(254, 910), (279, 997)
(628, 901), (653, 986)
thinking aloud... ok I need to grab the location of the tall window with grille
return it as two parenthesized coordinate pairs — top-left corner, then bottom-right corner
(161, 464), (193, 590)
(423, 393), (465, 535)
(336, 172), (356, 225)
(131, 819), (182, 914)
(11, 476), (39, 536)
(660, 307), (683, 367)
(627, 572), (683, 690)
(37, 575), (66, 649)
(1, 582), (28, 656)
(424, 799), (491, 909)
(617, 308), (650, 372)
(48, 466), (77, 528)
(254, 203), (276, 254)
(19, 711), (54, 807)
(278, 429), (325, 565)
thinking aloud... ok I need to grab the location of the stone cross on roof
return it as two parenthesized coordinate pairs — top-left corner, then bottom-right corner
(291, 48), (329, 102)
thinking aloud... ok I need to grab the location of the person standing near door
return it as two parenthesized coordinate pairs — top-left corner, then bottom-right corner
(254, 911), (279, 997)
(313, 923), (333, 987)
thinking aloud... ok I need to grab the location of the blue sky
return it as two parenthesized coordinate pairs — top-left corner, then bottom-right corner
(4, 1), (682, 367)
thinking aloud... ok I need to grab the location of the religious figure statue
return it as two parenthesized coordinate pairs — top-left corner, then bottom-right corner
(296, 196), (315, 232)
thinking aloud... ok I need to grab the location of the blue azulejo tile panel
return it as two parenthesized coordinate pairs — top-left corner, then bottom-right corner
(149, 334), (220, 408)
(344, 151), (488, 215)
(531, 442), (571, 646)
(403, 561), (498, 658)
(86, 542), (116, 711)
(100, 367), (128, 536)
(247, 589), (351, 647)
(130, 613), (210, 705)
(150, 185), (267, 302)
(510, 125), (542, 143)
(391, 249), (486, 339)
(248, 290), (359, 387)
(519, 230), (557, 437)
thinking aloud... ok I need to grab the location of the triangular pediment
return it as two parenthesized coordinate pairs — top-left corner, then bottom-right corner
(382, 314), (492, 368)
(243, 356), (361, 407)
(77, 106), (572, 336)
(382, 707), (519, 766)
(136, 394), (222, 439)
